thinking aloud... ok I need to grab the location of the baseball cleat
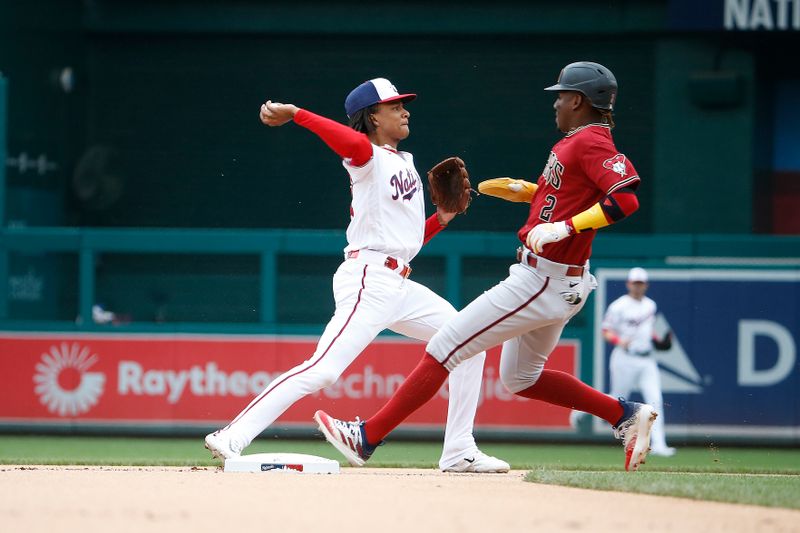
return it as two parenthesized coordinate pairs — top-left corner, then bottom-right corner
(612, 399), (657, 472)
(442, 450), (510, 473)
(313, 410), (378, 467)
(204, 430), (243, 460)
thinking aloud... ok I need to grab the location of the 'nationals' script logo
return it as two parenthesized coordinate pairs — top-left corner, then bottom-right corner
(390, 169), (419, 201)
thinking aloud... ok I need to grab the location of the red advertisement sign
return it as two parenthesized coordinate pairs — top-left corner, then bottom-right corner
(0, 333), (578, 430)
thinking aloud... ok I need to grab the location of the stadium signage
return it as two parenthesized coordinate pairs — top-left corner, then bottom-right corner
(668, 0), (800, 31)
(594, 269), (799, 437)
(0, 333), (578, 431)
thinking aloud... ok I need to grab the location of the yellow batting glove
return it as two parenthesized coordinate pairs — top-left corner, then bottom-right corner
(477, 178), (538, 203)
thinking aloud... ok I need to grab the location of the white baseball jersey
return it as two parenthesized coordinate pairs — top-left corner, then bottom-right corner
(602, 295), (657, 354)
(344, 145), (425, 263)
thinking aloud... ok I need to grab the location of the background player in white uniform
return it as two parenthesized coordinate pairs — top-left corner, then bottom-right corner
(204, 77), (508, 473)
(601, 267), (675, 456)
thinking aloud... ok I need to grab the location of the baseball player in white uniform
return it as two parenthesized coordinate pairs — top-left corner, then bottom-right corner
(204, 77), (509, 473)
(600, 267), (675, 456)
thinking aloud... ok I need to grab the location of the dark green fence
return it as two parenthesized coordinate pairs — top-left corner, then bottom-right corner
(1, 227), (797, 331)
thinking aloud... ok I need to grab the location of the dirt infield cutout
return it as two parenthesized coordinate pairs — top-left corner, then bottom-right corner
(1, 466), (797, 533)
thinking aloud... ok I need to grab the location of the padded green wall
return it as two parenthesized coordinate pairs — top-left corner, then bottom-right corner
(0, 74), (6, 225)
(78, 33), (655, 234)
(653, 39), (754, 233)
(2, 2), (781, 325)
(2, 1), (765, 237)
(0, 0), (85, 226)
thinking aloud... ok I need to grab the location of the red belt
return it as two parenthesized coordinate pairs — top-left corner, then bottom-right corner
(516, 249), (584, 277)
(347, 250), (412, 279)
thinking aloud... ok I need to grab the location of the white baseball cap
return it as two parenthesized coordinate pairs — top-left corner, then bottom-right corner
(344, 78), (416, 118)
(627, 267), (649, 283)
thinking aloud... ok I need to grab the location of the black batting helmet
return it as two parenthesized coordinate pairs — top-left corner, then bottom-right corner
(544, 61), (618, 111)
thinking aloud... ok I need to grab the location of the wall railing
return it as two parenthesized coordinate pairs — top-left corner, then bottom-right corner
(1, 226), (798, 331)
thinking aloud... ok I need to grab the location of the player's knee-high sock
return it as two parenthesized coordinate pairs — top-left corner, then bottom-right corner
(516, 369), (623, 425)
(364, 353), (448, 445)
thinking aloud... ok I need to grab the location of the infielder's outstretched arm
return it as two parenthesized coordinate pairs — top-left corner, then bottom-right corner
(259, 101), (373, 166)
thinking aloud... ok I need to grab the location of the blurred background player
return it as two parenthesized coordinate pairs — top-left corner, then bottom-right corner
(315, 62), (659, 472)
(596, 267), (676, 456)
(205, 77), (508, 473)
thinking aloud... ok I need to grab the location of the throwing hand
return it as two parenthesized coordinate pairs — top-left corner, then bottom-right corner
(260, 100), (299, 127)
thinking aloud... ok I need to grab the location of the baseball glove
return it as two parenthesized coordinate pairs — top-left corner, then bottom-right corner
(427, 157), (472, 214)
(478, 177), (538, 203)
(653, 331), (673, 351)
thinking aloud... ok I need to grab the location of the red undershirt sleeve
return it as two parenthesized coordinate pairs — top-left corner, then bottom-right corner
(423, 213), (446, 245)
(293, 109), (373, 166)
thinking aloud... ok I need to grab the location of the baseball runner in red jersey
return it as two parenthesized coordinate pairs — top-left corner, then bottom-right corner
(316, 62), (659, 471)
(204, 77), (509, 473)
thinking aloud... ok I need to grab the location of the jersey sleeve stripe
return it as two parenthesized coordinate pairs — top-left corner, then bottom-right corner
(606, 175), (640, 194)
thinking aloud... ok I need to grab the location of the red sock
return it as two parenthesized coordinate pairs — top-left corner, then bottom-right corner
(364, 353), (449, 445)
(516, 369), (623, 425)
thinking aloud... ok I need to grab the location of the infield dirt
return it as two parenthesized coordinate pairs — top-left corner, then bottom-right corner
(1, 466), (797, 533)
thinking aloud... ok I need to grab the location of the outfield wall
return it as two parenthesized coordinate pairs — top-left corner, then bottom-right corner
(0, 332), (579, 437)
(0, 230), (797, 444)
(588, 268), (800, 444)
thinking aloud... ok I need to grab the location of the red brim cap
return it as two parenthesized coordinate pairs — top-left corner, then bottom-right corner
(379, 93), (417, 104)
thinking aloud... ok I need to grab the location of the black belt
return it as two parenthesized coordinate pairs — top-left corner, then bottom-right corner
(627, 350), (652, 357)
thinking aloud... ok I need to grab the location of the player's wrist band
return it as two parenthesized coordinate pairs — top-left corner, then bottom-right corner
(569, 203), (610, 233)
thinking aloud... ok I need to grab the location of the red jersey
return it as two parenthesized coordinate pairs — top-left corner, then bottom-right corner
(517, 124), (640, 265)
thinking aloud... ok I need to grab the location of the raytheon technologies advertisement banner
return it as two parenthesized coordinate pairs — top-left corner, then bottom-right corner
(0, 334), (578, 432)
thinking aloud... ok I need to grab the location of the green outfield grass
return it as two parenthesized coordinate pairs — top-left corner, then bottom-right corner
(2, 436), (798, 509)
(1, 436), (798, 473)
(526, 469), (800, 510)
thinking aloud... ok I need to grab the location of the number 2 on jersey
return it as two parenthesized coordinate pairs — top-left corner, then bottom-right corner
(539, 194), (557, 221)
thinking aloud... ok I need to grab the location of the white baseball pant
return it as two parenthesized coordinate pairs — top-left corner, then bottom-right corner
(427, 253), (595, 393)
(220, 255), (487, 468)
